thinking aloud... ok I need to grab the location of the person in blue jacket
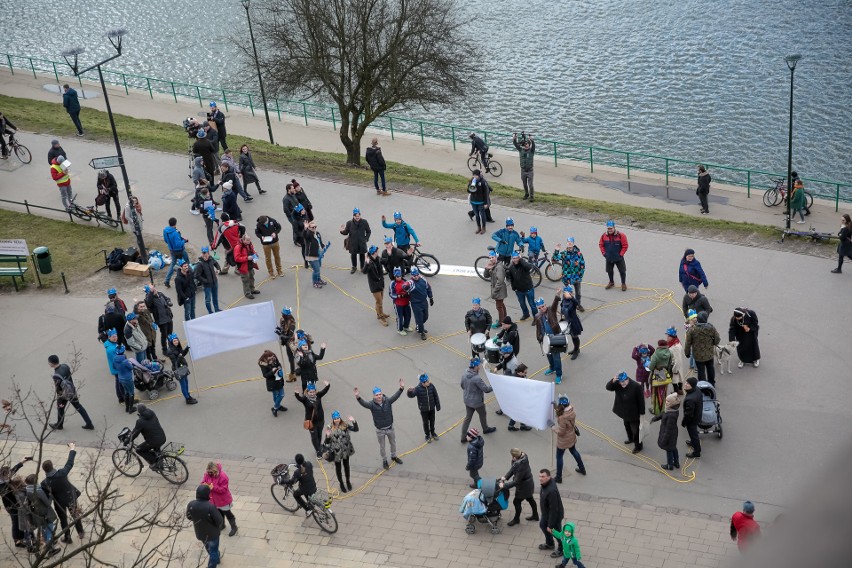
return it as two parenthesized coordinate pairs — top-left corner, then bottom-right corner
(520, 226), (545, 262)
(408, 267), (434, 340)
(113, 345), (138, 414)
(163, 217), (190, 288)
(678, 248), (708, 292)
(381, 212), (419, 256)
(492, 218), (523, 263)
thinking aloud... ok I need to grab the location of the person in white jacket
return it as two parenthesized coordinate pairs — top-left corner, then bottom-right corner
(664, 326), (686, 389)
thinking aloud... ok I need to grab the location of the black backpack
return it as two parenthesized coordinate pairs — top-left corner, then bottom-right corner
(107, 247), (128, 271)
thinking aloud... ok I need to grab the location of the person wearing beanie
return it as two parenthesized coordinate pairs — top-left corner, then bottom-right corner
(549, 520), (586, 568)
(124, 312), (148, 363)
(407, 374), (441, 443)
(678, 249), (709, 293)
(323, 411), (359, 492)
(47, 355), (94, 431)
(495, 315), (520, 355)
(647, 339), (674, 416)
(553, 236), (586, 312)
(535, 293), (564, 384)
(459, 358), (497, 442)
(465, 428), (485, 488)
(295, 380), (331, 457)
(492, 218), (524, 262)
(192, 126), (217, 179)
(696, 165), (712, 214)
(282, 453), (317, 513)
(552, 395), (585, 482)
(681, 377), (703, 458)
(49, 153), (73, 210)
(408, 266), (434, 340)
(47, 138), (66, 164)
(106, 287), (127, 316)
(650, 392), (681, 470)
(464, 297), (493, 353)
(684, 311), (721, 385)
(606, 372), (645, 454)
(598, 220), (629, 291)
(354, 380), (405, 470)
(467, 169), (491, 234)
(664, 326), (686, 388)
(500, 447), (538, 525)
(131, 404), (166, 465)
(186, 483), (224, 567)
(365, 137), (389, 195)
(682, 284), (713, 319)
(363, 245), (390, 326)
(340, 208), (372, 273)
(560, 285), (583, 361)
(730, 500), (760, 552)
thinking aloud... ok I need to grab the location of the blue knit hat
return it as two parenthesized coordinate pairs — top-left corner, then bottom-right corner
(419, 374), (429, 383)
(563, 285), (574, 293)
(665, 326), (677, 337)
(372, 386), (382, 395)
(499, 344), (513, 354)
(107, 328), (118, 337)
(472, 297), (481, 304)
(125, 312), (136, 321)
(393, 212), (402, 220)
(511, 251), (519, 258)
(529, 226), (537, 233)
(384, 236), (393, 244)
(331, 410), (341, 420)
(469, 357), (481, 368)
(393, 267), (402, 277)
(368, 245), (378, 254)
(281, 306), (292, 315)
(410, 267), (420, 276)
(535, 297), (545, 307)
(168, 333), (179, 342)
(107, 288), (117, 296)
(353, 208), (360, 215)
(306, 382), (316, 391)
(505, 217), (514, 226)
(606, 220), (615, 228)
(617, 371), (629, 381)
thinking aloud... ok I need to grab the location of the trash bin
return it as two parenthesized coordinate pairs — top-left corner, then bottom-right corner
(33, 246), (52, 275)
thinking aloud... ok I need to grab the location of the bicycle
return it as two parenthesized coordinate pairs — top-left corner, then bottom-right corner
(381, 243), (441, 277)
(530, 249), (563, 282)
(474, 246), (542, 288)
(67, 194), (121, 228)
(467, 153), (503, 178)
(763, 178), (813, 211)
(2, 132), (32, 164)
(111, 427), (189, 485)
(270, 464), (338, 534)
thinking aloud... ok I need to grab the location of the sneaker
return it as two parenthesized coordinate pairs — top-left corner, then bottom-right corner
(831, 268), (842, 273)
(186, 397), (198, 405)
(555, 376), (562, 385)
(754, 360), (760, 367)
(483, 427), (497, 434)
(82, 424), (95, 430)
(76, 132), (85, 137)
(251, 289), (261, 294)
(507, 518), (520, 526)
(49, 423), (63, 430)
(272, 407), (278, 417)
(577, 304), (585, 312)
(404, 327), (414, 332)
(246, 293), (255, 298)
(164, 281), (171, 288)
(383, 460), (389, 470)
(576, 468), (586, 475)
(686, 452), (701, 459)
(508, 426), (519, 431)
(244, 197), (254, 202)
(258, 189), (267, 195)
(520, 425), (532, 431)
(661, 464), (674, 470)
(431, 433), (439, 441)
(738, 361), (744, 368)
(127, 406), (138, 413)
(190, 209), (201, 215)
(543, 369), (555, 376)
(550, 551), (561, 558)
(425, 435), (432, 443)
(228, 526), (238, 536)
(519, 315), (530, 321)
(398, 330), (407, 336)
(554, 476), (562, 484)
(538, 543), (555, 550)
(420, 332), (427, 340)
(392, 456), (403, 464)
(525, 514), (539, 521)
(632, 444), (643, 454)
(495, 409), (503, 415)
(796, 220), (806, 224)
(570, 350), (580, 360)
(685, 440), (693, 447)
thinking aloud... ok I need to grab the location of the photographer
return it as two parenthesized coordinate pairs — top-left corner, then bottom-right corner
(513, 132), (536, 202)
(183, 117), (202, 140)
(192, 129), (217, 180)
(208, 102), (228, 151)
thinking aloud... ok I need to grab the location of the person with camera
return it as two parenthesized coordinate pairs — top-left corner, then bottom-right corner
(41, 443), (85, 544)
(208, 102), (228, 151)
(513, 132), (536, 201)
(95, 169), (120, 218)
(130, 404), (167, 468)
(469, 132), (489, 169)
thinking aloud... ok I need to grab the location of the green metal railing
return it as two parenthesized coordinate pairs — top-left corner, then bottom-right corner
(4, 52), (849, 210)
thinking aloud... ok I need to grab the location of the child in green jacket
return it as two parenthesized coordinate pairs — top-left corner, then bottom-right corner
(549, 521), (585, 568)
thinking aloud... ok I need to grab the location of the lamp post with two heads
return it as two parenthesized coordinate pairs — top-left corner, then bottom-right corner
(784, 54), (802, 231)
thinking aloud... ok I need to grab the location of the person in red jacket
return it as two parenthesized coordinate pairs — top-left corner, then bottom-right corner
(598, 220), (629, 290)
(212, 213), (244, 275)
(730, 500), (760, 552)
(389, 268), (413, 336)
(232, 234), (261, 299)
(50, 155), (73, 210)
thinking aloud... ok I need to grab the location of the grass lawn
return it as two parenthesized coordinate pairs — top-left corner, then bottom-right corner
(0, 209), (127, 291)
(0, 93), (778, 239)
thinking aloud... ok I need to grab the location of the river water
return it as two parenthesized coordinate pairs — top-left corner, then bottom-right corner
(6, 0), (851, 185)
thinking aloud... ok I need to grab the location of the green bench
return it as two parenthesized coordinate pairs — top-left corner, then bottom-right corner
(0, 255), (30, 291)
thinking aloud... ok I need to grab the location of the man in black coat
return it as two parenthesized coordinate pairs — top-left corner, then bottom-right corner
(101, 304), (127, 347)
(495, 316), (520, 356)
(131, 404), (167, 466)
(538, 468), (564, 557)
(363, 245), (389, 326)
(208, 102), (228, 150)
(221, 161), (251, 201)
(407, 374), (441, 442)
(380, 238), (408, 282)
(174, 261), (197, 321)
(606, 371), (646, 453)
(48, 355), (94, 431)
(505, 253), (536, 321)
(682, 285), (713, 318)
(47, 139), (66, 164)
(192, 130), (216, 180)
(145, 285), (174, 353)
(365, 138), (389, 195)
(186, 484), (224, 567)
(41, 444), (84, 542)
(195, 247), (221, 314)
(340, 208), (372, 273)
(681, 377), (703, 458)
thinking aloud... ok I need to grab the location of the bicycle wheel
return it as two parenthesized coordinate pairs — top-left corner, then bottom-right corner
(158, 455), (189, 485)
(473, 256), (491, 281)
(805, 191), (814, 210)
(312, 507), (339, 534)
(414, 253), (440, 277)
(271, 483), (300, 512)
(762, 189), (779, 207)
(487, 160), (503, 177)
(544, 261), (562, 282)
(530, 266), (542, 288)
(111, 448), (143, 478)
(467, 157), (478, 173)
(13, 144), (32, 164)
(98, 213), (120, 228)
(71, 207), (93, 221)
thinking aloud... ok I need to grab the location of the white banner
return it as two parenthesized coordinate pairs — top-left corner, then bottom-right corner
(485, 370), (555, 430)
(182, 301), (279, 360)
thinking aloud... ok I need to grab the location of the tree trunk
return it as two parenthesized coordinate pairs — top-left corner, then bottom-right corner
(348, 132), (363, 167)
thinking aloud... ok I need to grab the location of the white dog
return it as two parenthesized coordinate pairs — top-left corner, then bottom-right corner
(715, 341), (739, 374)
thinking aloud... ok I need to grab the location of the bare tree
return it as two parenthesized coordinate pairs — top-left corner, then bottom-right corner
(1, 353), (193, 567)
(243, 0), (479, 165)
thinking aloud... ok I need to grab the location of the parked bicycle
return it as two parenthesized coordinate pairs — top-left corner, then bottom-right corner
(67, 194), (121, 228)
(474, 246), (542, 288)
(111, 427), (189, 485)
(2, 132), (32, 164)
(763, 178), (813, 210)
(467, 153), (503, 178)
(270, 464), (338, 534)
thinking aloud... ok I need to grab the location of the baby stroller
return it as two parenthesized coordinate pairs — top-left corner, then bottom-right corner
(459, 478), (509, 535)
(696, 380), (722, 439)
(129, 358), (178, 400)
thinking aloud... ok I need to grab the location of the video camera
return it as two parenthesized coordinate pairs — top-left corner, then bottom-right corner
(182, 117), (201, 139)
(515, 131), (531, 144)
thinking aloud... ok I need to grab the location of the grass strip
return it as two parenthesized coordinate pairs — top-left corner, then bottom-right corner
(0, 93), (780, 239)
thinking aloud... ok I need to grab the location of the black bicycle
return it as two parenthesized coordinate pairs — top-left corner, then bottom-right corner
(467, 153), (503, 177)
(67, 194), (121, 228)
(381, 243), (441, 277)
(270, 464), (338, 534)
(112, 427), (189, 485)
(2, 132), (32, 164)
(474, 246), (542, 288)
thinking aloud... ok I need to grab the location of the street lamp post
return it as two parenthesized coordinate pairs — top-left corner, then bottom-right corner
(242, 0), (275, 145)
(62, 30), (146, 258)
(784, 54), (802, 231)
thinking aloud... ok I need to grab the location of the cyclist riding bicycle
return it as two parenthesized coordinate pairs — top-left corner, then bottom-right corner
(0, 111), (17, 159)
(381, 212), (420, 257)
(284, 453), (317, 512)
(491, 217), (524, 263)
(130, 404), (167, 469)
(469, 133), (489, 169)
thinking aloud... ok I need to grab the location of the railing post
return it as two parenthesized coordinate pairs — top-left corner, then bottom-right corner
(275, 99), (281, 121)
(302, 103), (308, 126)
(665, 158), (669, 185)
(389, 117), (395, 140)
(30, 57), (36, 79)
(248, 94), (255, 116)
(170, 82), (178, 103)
(451, 126), (455, 150)
(626, 153), (631, 179)
(483, 131), (488, 146)
(221, 90), (229, 111)
(52, 62), (59, 82)
(419, 122), (424, 145)
(331, 107), (336, 130)
(24, 200), (30, 214)
(146, 78), (153, 99)
(589, 147), (594, 173)
(122, 74), (129, 95)
(553, 142), (558, 167)
(836, 184), (841, 212)
(6, 54), (13, 74)
(196, 86), (202, 107)
(746, 170), (751, 198)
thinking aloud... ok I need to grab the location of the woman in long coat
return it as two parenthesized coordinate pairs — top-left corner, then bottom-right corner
(294, 381), (330, 457)
(501, 448), (537, 526)
(324, 411), (359, 493)
(729, 308), (760, 367)
(340, 209), (372, 273)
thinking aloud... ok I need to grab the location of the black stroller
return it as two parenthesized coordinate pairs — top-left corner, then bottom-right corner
(696, 380), (723, 438)
(129, 358), (178, 400)
(460, 478), (509, 535)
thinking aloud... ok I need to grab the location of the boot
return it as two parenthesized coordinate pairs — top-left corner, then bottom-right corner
(570, 337), (580, 360)
(346, 478), (352, 491)
(831, 267), (842, 273)
(228, 519), (238, 537)
(286, 372), (297, 382)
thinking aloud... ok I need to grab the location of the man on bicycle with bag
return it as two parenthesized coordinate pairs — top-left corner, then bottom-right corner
(284, 453), (317, 513)
(131, 404), (167, 469)
(469, 132), (489, 169)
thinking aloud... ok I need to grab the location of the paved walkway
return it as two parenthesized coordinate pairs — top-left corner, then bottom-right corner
(0, 68), (847, 233)
(1, 443), (737, 568)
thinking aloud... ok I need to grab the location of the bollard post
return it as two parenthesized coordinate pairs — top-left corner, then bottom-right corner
(61, 272), (69, 294)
